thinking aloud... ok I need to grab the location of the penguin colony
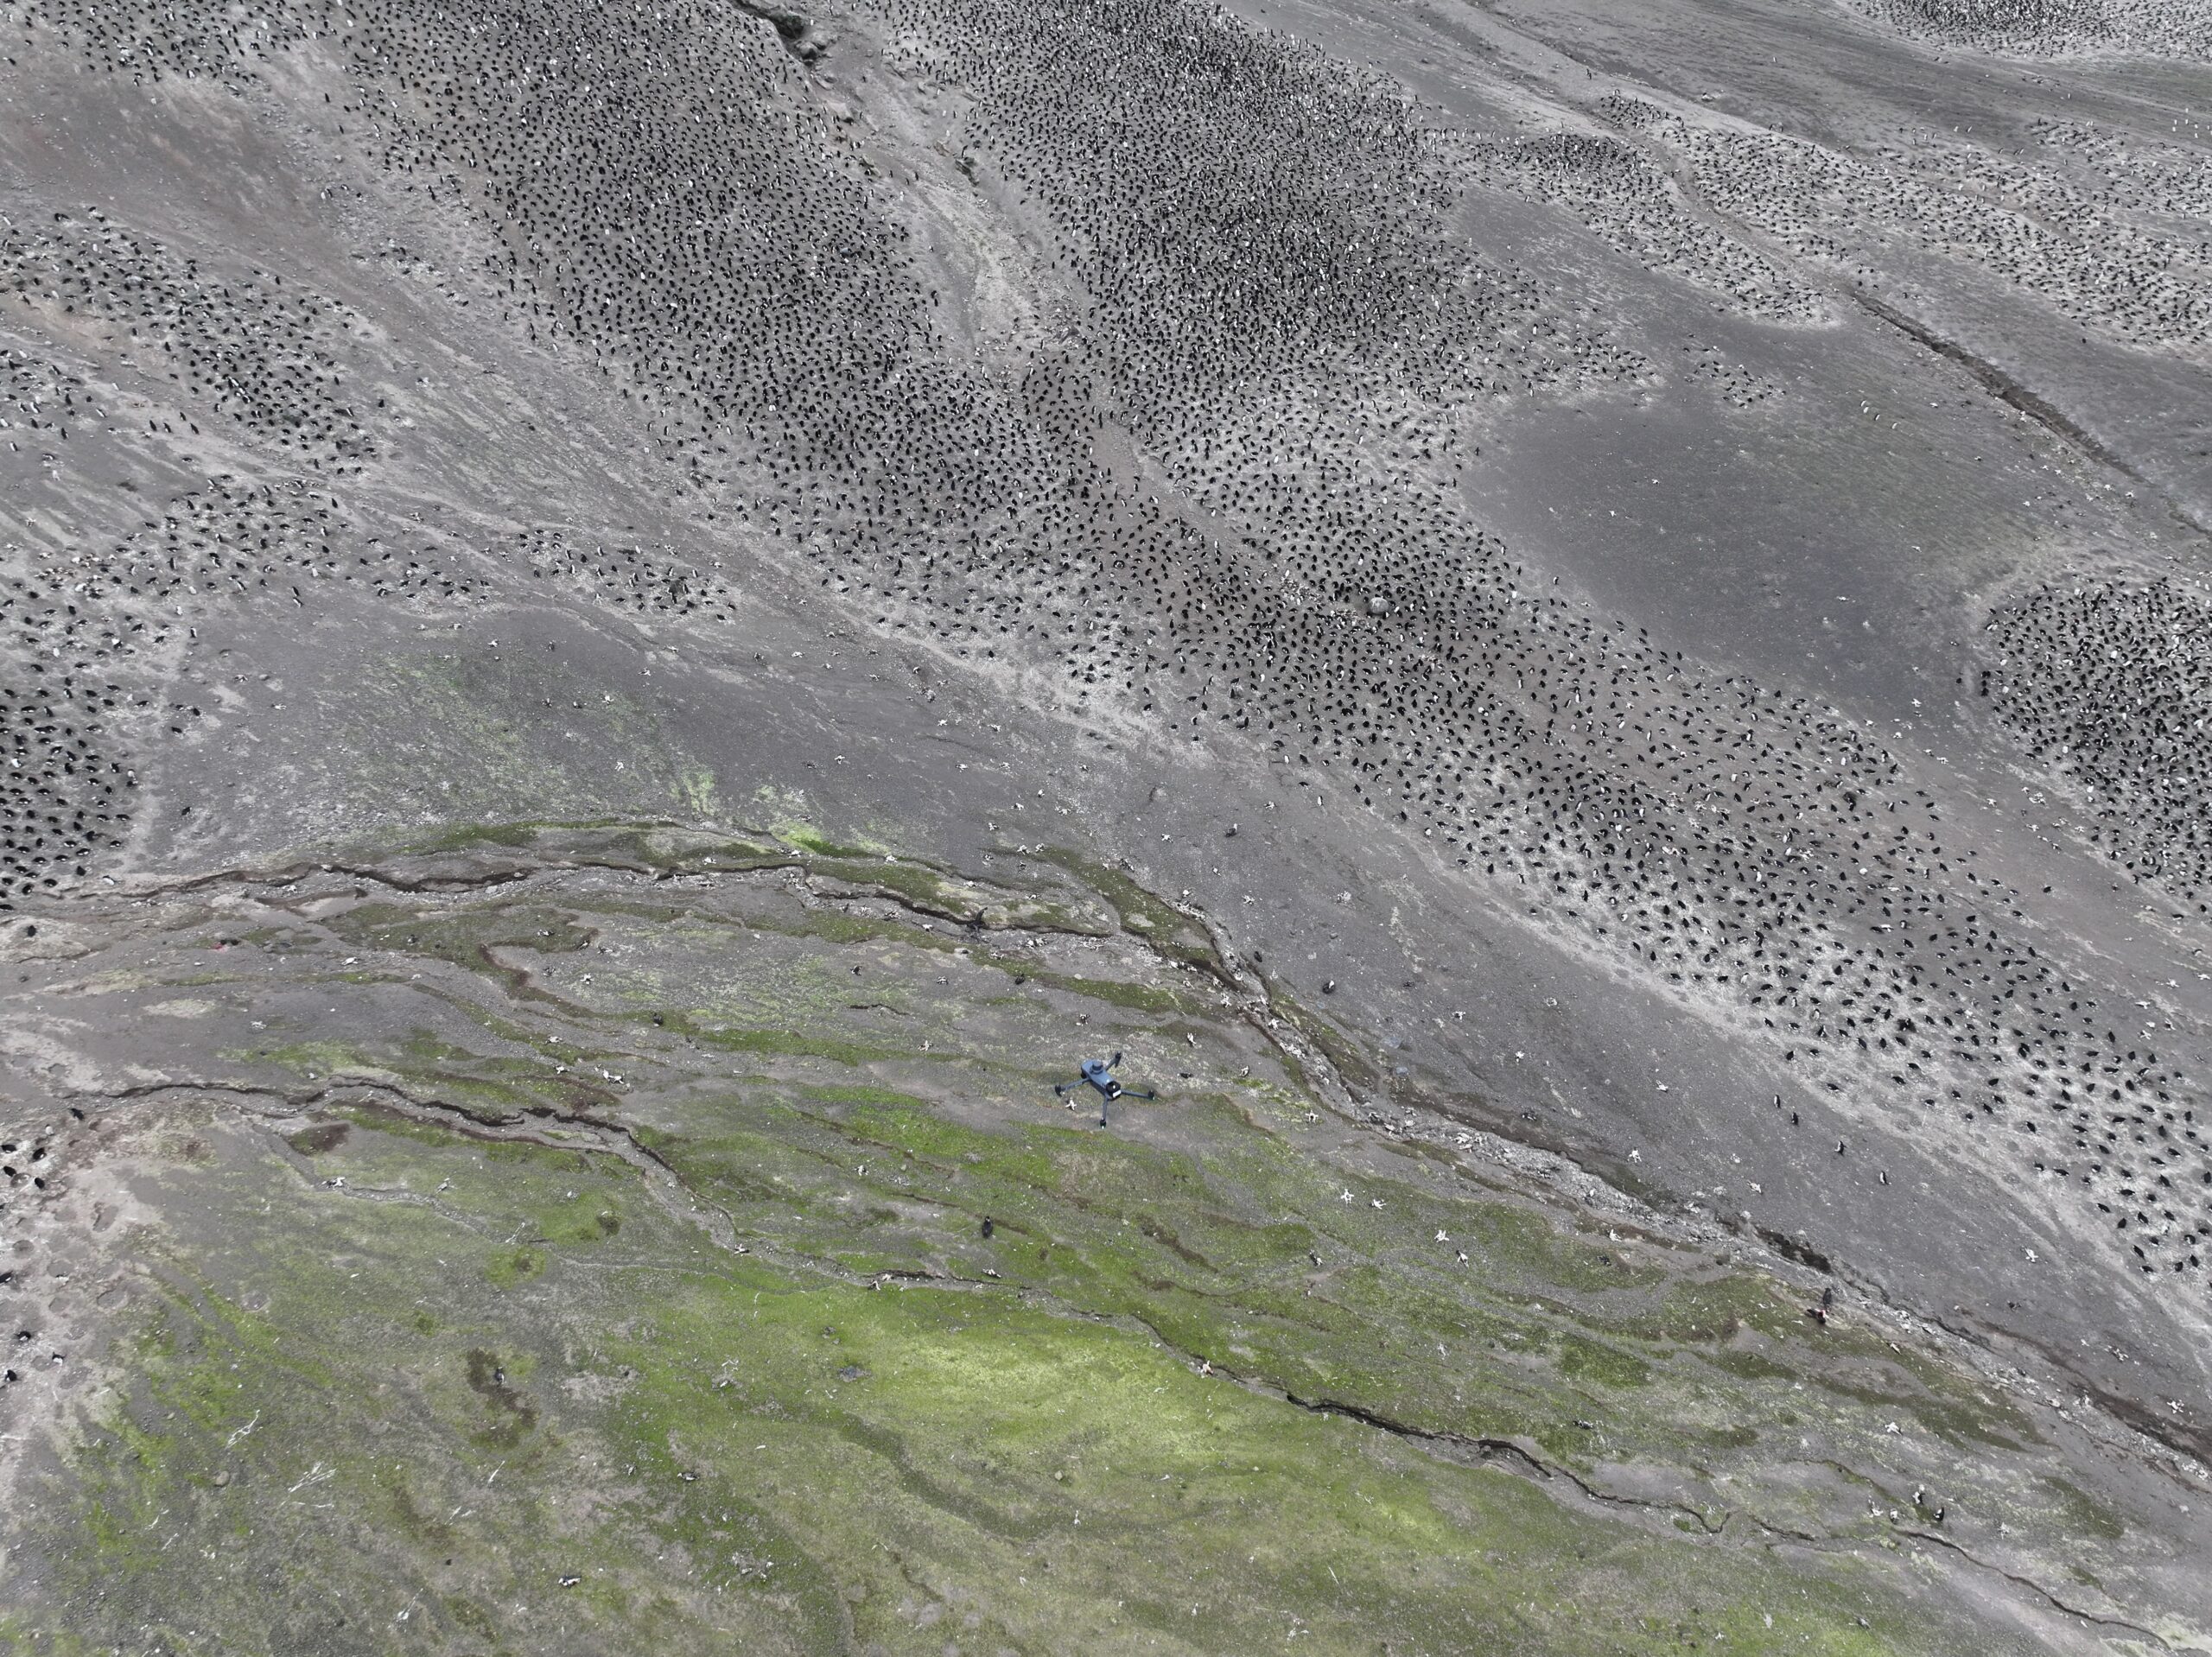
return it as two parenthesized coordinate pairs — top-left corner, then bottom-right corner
(3, 0), (2209, 1292)
(1847, 0), (2212, 60)
(0, 219), (378, 471)
(1678, 342), (1784, 409)
(1888, 124), (2212, 272)
(1599, 100), (2212, 356)
(1456, 130), (1827, 324)
(1984, 578), (2212, 910)
(2034, 119), (2212, 251)
(512, 527), (747, 626)
(3, 340), (143, 910)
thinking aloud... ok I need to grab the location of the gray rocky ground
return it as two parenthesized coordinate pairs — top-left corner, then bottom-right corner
(1, 0), (2209, 1649)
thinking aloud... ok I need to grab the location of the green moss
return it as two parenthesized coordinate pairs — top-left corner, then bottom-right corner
(1554, 1334), (1652, 1388)
(810, 854), (987, 919)
(286, 1122), (351, 1156)
(1707, 1345), (1796, 1383)
(1008, 967), (1198, 1014)
(1612, 1274), (1785, 1344)
(328, 903), (594, 977)
(686, 1024), (908, 1065)
(778, 823), (880, 860)
(10, 825), (2114, 1657)
(12, 1101), (2044, 1657)
(1028, 847), (1225, 972)
(1262, 977), (1382, 1095)
(796, 1082), (938, 1110)
(2037, 1476), (2126, 1542)
(334, 1104), (476, 1149)
(484, 1246), (547, 1288)
(400, 821), (540, 854)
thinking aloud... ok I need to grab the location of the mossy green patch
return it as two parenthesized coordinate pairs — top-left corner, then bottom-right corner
(13, 827), (2133, 1656)
(5, 1096), (2063, 1657)
(1554, 1332), (1653, 1388)
(1029, 847), (1226, 975)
